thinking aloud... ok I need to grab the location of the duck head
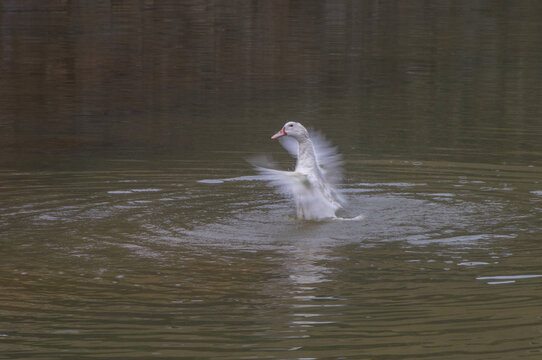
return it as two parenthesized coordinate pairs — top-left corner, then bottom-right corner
(271, 122), (309, 141)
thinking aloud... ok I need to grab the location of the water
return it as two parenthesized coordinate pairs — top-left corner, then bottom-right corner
(1, 1), (542, 359)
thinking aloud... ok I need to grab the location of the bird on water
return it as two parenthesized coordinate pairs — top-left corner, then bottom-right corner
(251, 121), (345, 220)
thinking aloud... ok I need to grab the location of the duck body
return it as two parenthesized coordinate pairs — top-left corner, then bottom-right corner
(252, 122), (344, 220)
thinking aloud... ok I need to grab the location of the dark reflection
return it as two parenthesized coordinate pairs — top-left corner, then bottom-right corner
(1, 1), (542, 166)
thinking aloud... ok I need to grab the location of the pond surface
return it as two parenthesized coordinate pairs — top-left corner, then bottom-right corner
(1, 1), (542, 359)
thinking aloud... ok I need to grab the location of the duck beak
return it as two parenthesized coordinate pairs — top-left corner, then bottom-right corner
(271, 127), (287, 139)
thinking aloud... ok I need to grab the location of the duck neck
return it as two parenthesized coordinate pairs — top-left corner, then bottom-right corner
(296, 138), (318, 171)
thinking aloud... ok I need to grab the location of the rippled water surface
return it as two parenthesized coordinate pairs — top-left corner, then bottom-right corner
(1, 1), (542, 359)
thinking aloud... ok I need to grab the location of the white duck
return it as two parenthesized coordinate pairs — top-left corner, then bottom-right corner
(251, 122), (344, 220)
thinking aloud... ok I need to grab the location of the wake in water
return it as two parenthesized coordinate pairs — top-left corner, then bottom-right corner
(333, 214), (365, 221)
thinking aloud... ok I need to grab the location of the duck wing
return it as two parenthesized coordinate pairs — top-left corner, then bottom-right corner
(248, 155), (308, 197)
(248, 154), (342, 220)
(253, 165), (339, 219)
(308, 130), (344, 186)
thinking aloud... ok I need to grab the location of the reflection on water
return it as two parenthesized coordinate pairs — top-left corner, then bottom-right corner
(1, 158), (541, 358)
(2, 1), (542, 166)
(2, 1), (542, 359)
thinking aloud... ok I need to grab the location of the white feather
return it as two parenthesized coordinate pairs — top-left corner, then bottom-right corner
(250, 123), (345, 220)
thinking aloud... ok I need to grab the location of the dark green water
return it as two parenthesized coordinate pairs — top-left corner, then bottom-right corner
(1, 1), (542, 359)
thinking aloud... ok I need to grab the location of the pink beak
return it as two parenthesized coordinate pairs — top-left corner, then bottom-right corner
(271, 127), (287, 140)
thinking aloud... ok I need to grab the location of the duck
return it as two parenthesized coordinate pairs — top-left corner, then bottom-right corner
(251, 121), (344, 220)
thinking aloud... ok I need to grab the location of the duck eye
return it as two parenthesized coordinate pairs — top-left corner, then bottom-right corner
(289, 124), (294, 127)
